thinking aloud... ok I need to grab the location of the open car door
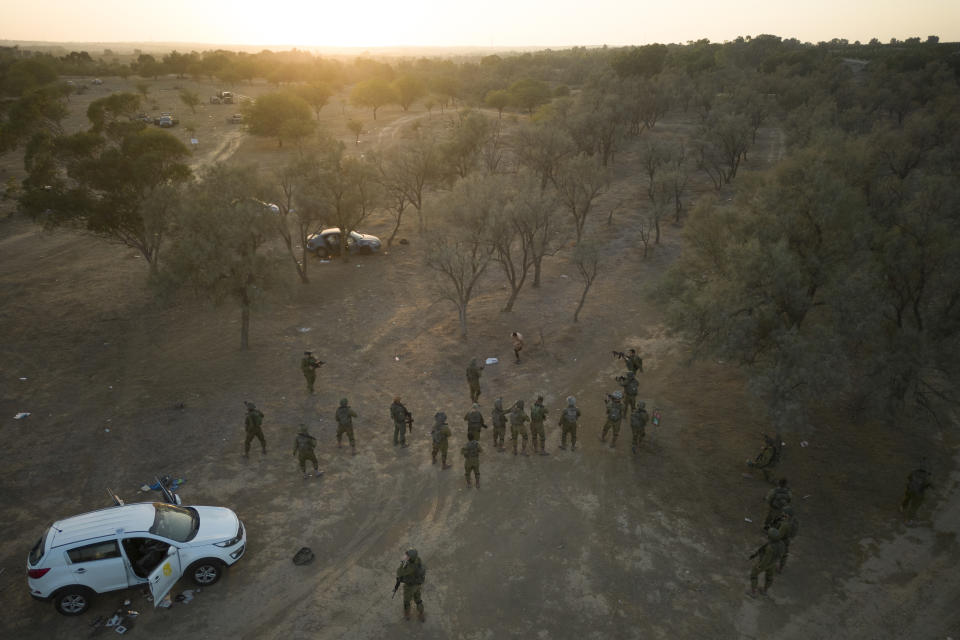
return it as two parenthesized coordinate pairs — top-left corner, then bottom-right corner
(147, 546), (182, 606)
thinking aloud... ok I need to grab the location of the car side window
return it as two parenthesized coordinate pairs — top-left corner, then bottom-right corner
(67, 540), (121, 563)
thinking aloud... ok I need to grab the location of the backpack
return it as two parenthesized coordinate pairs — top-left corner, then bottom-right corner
(562, 407), (579, 424)
(626, 379), (639, 396)
(607, 402), (621, 422)
(771, 488), (791, 510)
(431, 427), (444, 444)
(531, 404), (546, 421)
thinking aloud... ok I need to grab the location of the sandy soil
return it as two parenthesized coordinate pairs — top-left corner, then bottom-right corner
(0, 82), (957, 640)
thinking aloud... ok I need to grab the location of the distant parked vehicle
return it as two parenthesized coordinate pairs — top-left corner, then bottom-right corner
(227, 113), (244, 124)
(306, 228), (382, 258)
(154, 113), (179, 127)
(211, 91), (234, 104)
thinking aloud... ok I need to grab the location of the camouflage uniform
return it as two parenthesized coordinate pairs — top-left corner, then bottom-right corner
(530, 396), (549, 455)
(390, 397), (409, 447)
(430, 412), (452, 468)
(617, 371), (639, 416)
(463, 404), (487, 443)
(243, 402), (267, 456)
(396, 549), (426, 621)
(509, 400), (530, 456)
(300, 351), (322, 393)
(763, 480), (792, 528)
(466, 358), (484, 404)
(749, 528), (785, 596)
(630, 401), (649, 454)
(462, 437), (483, 488)
(773, 507), (799, 572)
(600, 392), (624, 447)
(292, 425), (319, 477)
(900, 468), (932, 521)
(558, 396), (581, 450)
(747, 433), (783, 483)
(491, 398), (508, 450)
(335, 397), (358, 451)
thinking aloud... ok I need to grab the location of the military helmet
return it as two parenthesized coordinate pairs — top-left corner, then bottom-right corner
(536, 393), (544, 401)
(339, 397), (348, 406)
(393, 395), (401, 403)
(435, 411), (447, 421)
(782, 505), (795, 515)
(405, 548), (418, 561)
(612, 391), (623, 400)
(244, 401), (256, 410)
(298, 424), (308, 434)
(567, 396), (576, 406)
(495, 397), (503, 409)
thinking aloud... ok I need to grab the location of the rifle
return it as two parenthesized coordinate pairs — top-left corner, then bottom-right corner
(309, 359), (325, 369)
(405, 410), (414, 434)
(748, 543), (767, 560)
(392, 560), (408, 598)
(611, 350), (627, 360)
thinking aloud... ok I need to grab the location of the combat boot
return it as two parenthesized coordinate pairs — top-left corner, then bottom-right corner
(418, 611), (426, 622)
(442, 462), (451, 470)
(466, 477), (472, 488)
(475, 476), (481, 489)
(403, 607), (411, 620)
(432, 455), (437, 465)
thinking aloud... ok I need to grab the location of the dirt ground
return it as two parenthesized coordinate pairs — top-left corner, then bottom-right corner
(0, 78), (958, 640)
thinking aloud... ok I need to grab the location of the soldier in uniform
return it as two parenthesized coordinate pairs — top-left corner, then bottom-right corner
(300, 351), (323, 394)
(292, 424), (321, 478)
(600, 391), (624, 448)
(491, 397), (509, 451)
(630, 401), (649, 454)
(616, 370), (639, 417)
(748, 528), (785, 597)
(463, 403), (487, 442)
(396, 549), (427, 622)
(530, 394), (549, 455)
(509, 399), (530, 456)
(558, 396), (581, 451)
(773, 505), (799, 573)
(335, 397), (358, 454)
(764, 478), (792, 528)
(747, 433), (783, 483)
(462, 433), (483, 488)
(243, 401), (267, 457)
(900, 465), (933, 523)
(390, 396), (410, 447)
(625, 348), (643, 374)
(466, 358), (484, 403)
(430, 412), (452, 469)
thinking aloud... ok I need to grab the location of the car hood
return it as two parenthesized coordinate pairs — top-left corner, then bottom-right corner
(188, 506), (240, 545)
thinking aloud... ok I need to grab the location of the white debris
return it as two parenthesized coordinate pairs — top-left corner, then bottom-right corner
(298, 327), (311, 333)
(104, 428), (110, 433)
(744, 517), (753, 523)
(19, 377), (27, 381)
(800, 440), (809, 447)
(485, 357), (498, 365)
(14, 412), (31, 419)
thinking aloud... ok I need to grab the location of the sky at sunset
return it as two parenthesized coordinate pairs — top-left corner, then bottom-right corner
(2, 0), (958, 49)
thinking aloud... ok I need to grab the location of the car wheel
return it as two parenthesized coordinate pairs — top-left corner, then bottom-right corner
(188, 559), (223, 586)
(53, 586), (94, 616)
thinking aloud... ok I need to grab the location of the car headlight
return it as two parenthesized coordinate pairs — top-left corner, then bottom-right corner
(214, 521), (244, 547)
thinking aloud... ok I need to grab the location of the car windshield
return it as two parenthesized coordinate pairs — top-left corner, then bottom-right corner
(28, 527), (50, 565)
(150, 503), (199, 543)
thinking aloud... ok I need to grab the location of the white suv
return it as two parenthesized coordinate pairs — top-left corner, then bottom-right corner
(26, 502), (246, 615)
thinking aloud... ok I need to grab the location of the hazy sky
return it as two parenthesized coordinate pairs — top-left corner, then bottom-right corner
(2, 0), (958, 48)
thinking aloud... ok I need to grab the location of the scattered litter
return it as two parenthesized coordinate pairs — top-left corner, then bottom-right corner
(802, 494), (812, 500)
(298, 327), (311, 333)
(19, 377), (27, 381)
(800, 440), (809, 448)
(744, 517), (753, 523)
(140, 485), (151, 492)
(123, 599), (131, 606)
(175, 594), (186, 602)
(14, 412), (31, 419)
(126, 610), (139, 617)
(560, 274), (568, 278)
(319, 259), (330, 263)
(394, 355), (400, 361)
(356, 264), (362, 268)
(116, 625), (128, 634)
(293, 547), (315, 565)
(105, 428), (111, 433)
(181, 589), (194, 603)
(158, 594), (173, 608)
(90, 615), (104, 629)
(485, 357), (498, 365)
(105, 615), (122, 627)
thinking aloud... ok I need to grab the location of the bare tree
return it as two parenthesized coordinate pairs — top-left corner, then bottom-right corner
(572, 239), (602, 323)
(488, 177), (533, 311)
(514, 122), (575, 191)
(552, 154), (609, 242)
(639, 137), (670, 202)
(637, 213), (655, 259)
(269, 157), (324, 283)
(310, 143), (380, 261)
(424, 175), (500, 338)
(377, 132), (442, 233)
(513, 173), (563, 287)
